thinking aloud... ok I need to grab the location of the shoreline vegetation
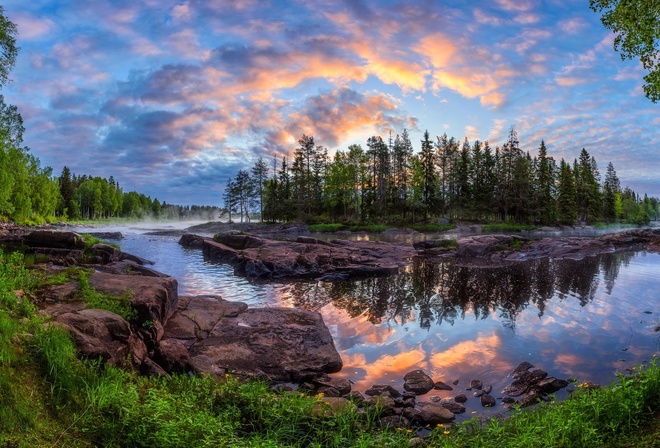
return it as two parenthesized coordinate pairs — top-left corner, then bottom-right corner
(1, 226), (660, 446)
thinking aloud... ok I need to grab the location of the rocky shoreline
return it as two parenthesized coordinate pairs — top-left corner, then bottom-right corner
(178, 226), (660, 281)
(1, 225), (656, 428)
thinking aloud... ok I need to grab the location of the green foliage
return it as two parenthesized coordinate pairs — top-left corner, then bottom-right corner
(434, 239), (457, 249)
(590, 0), (660, 102)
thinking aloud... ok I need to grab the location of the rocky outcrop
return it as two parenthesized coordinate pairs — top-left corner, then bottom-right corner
(421, 228), (660, 265)
(501, 362), (570, 408)
(179, 232), (415, 281)
(53, 308), (147, 368)
(180, 227), (660, 281)
(163, 295), (343, 381)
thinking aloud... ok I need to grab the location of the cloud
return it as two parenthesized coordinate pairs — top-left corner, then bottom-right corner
(12, 12), (54, 39)
(558, 17), (589, 34)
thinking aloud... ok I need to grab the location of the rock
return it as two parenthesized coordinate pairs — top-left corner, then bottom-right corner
(454, 394), (468, 403)
(179, 233), (208, 249)
(316, 398), (355, 417)
(433, 381), (454, 391)
(154, 339), (193, 373)
(313, 377), (352, 396)
(480, 394), (496, 407)
(379, 415), (410, 429)
(517, 388), (544, 408)
(403, 370), (435, 395)
(55, 308), (145, 367)
(141, 357), (168, 376)
(198, 234), (415, 281)
(86, 231), (124, 240)
(440, 400), (466, 414)
(87, 272), (178, 325)
(164, 295), (248, 344)
(469, 379), (483, 390)
(483, 385), (492, 394)
(402, 406), (422, 422)
(190, 354), (225, 377)
(509, 361), (535, 378)
(417, 403), (456, 425)
(364, 395), (397, 416)
(346, 391), (365, 406)
(365, 385), (402, 398)
(538, 377), (570, 394)
(174, 306), (342, 381)
(23, 230), (87, 249)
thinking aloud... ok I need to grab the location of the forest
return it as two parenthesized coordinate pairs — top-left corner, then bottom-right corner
(224, 128), (659, 226)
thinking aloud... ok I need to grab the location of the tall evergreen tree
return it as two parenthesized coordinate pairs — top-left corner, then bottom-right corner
(557, 159), (577, 224)
(535, 140), (556, 224)
(602, 161), (620, 222)
(419, 130), (437, 216)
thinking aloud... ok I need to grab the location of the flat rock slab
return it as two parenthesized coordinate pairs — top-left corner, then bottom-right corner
(88, 272), (178, 324)
(186, 233), (416, 281)
(164, 297), (342, 381)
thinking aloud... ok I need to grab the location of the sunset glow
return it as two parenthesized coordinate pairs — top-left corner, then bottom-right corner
(3, 0), (658, 205)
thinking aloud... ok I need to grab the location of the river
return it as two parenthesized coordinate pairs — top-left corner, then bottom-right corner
(76, 223), (660, 419)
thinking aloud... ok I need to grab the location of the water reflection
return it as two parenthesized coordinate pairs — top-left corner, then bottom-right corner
(282, 252), (638, 332)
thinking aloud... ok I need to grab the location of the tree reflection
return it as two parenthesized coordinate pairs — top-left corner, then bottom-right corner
(282, 252), (638, 330)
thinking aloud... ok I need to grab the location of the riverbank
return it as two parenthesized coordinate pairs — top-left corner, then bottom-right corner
(2, 227), (660, 446)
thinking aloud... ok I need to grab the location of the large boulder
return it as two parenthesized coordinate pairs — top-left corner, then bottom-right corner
(403, 370), (435, 395)
(55, 308), (147, 367)
(23, 230), (87, 249)
(165, 297), (342, 381)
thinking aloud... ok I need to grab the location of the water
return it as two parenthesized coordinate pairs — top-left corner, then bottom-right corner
(77, 224), (660, 419)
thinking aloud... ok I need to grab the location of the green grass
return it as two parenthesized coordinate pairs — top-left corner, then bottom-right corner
(482, 223), (539, 232)
(5, 248), (660, 447)
(428, 361), (660, 448)
(434, 239), (457, 249)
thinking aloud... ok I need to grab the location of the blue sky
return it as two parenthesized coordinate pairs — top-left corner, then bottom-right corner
(3, 0), (658, 205)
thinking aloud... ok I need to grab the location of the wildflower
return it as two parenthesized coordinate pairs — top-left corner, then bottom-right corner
(437, 423), (444, 427)
(444, 430), (450, 435)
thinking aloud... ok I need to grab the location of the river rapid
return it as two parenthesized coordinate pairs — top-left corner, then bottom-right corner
(76, 222), (660, 419)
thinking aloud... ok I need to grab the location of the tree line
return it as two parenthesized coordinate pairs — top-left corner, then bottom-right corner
(224, 127), (659, 226)
(57, 167), (222, 222)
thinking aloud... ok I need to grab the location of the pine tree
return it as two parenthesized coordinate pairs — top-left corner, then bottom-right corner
(557, 159), (577, 224)
(419, 130), (437, 217)
(602, 162), (620, 222)
(535, 140), (556, 224)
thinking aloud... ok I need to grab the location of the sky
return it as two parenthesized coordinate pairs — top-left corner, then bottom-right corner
(2, 0), (658, 206)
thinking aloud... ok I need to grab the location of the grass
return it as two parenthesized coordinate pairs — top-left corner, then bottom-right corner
(4, 248), (660, 447)
(482, 223), (539, 232)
